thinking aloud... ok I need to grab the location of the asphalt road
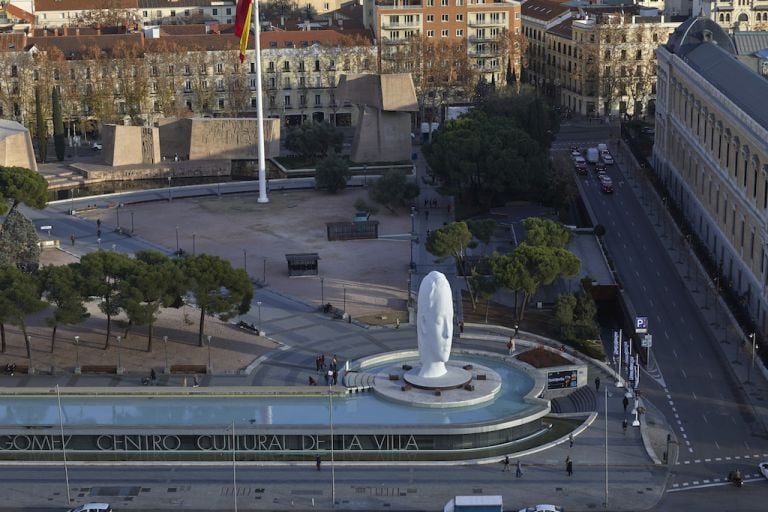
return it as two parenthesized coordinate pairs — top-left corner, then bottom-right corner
(557, 124), (768, 498)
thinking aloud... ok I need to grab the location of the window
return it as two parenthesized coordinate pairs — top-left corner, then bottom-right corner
(442, 0), (449, 4)
(143, 10), (148, 17)
(170, 10), (176, 17)
(457, 29), (463, 37)
(315, 94), (321, 105)
(299, 76), (306, 87)
(456, 14), (463, 21)
(269, 95), (276, 107)
(300, 94), (307, 106)
(250, 78), (257, 89)
(268, 61), (275, 72)
(218, 98), (224, 109)
(10, 65), (17, 77)
(283, 61), (290, 71)
(269, 77), (276, 88)
(226, 7), (232, 14)
(314, 60), (321, 71)
(298, 61), (305, 72)
(284, 78), (291, 88)
(441, 29), (449, 37)
(168, 65), (175, 75)
(441, 14), (449, 22)
(216, 63), (223, 74)
(213, 8), (218, 15)
(284, 95), (291, 107)
(427, 15), (434, 22)
(184, 64), (191, 74)
(427, 30), (434, 37)
(636, 50), (642, 60)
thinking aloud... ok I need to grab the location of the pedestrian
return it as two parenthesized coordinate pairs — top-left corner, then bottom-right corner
(569, 433), (574, 448)
(97, 228), (101, 238)
(324, 372), (329, 385)
(320, 354), (325, 369)
(70, 233), (76, 246)
(595, 376), (601, 392)
(566, 458), (573, 477)
(502, 455), (510, 472)
(150, 368), (157, 384)
(459, 321), (464, 334)
(315, 355), (321, 372)
(447, 203), (451, 214)
(622, 418), (628, 434)
(332, 355), (337, 369)
(193, 375), (199, 387)
(332, 369), (338, 385)
(507, 337), (514, 355)
(424, 199), (428, 208)
(96, 218), (101, 228)
(308, 376), (316, 386)
(395, 318), (400, 329)
(515, 460), (523, 478)
(623, 396), (629, 413)
(316, 454), (321, 471)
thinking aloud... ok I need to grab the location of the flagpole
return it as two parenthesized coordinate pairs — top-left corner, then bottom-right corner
(253, 1), (269, 203)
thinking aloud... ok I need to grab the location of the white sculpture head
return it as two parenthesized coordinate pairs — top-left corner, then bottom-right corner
(417, 271), (454, 378)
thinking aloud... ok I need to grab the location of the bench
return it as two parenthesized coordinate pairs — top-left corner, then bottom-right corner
(80, 365), (117, 374)
(3, 365), (29, 375)
(401, 384), (412, 392)
(476, 374), (487, 381)
(170, 365), (207, 374)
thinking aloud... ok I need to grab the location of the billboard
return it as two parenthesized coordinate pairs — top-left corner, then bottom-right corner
(547, 369), (578, 389)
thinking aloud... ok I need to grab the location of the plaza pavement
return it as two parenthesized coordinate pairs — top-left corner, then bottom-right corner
(0, 145), (673, 511)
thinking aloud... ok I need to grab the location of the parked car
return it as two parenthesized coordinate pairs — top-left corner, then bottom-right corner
(68, 504), (112, 512)
(759, 461), (768, 479)
(519, 505), (563, 512)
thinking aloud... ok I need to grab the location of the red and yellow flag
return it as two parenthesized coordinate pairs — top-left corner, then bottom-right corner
(234, 0), (253, 63)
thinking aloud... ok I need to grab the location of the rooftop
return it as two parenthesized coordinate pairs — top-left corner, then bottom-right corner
(521, 0), (571, 22)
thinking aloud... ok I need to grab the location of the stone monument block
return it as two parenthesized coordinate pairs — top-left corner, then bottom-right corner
(157, 118), (280, 161)
(103, 125), (161, 166)
(0, 120), (37, 171)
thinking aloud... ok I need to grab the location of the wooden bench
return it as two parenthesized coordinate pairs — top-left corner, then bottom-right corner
(170, 365), (207, 374)
(80, 365), (117, 374)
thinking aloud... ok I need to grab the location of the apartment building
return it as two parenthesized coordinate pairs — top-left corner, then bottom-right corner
(654, 16), (768, 333)
(33, 0), (140, 27)
(522, 1), (678, 117)
(0, 24), (374, 130)
(367, 0), (522, 86)
(693, 0), (768, 32)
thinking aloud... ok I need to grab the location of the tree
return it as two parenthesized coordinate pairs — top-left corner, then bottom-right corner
(35, 86), (47, 163)
(52, 86), (66, 161)
(285, 122), (343, 160)
(426, 221), (475, 307)
(315, 154), (350, 194)
(467, 219), (496, 252)
(554, 292), (599, 342)
(368, 170), (420, 211)
(76, 251), (135, 349)
(39, 265), (89, 352)
(0, 265), (47, 357)
(469, 272), (497, 320)
(0, 166), (48, 231)
(121, 251), (186, 351)
(490, 243), (580, 323)
(181, 254), (253, 346)
(0, 210), (41, 271)
(523, 217), (570, 249)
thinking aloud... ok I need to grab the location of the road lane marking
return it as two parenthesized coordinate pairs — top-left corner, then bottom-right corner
(692, 391), (697, 400)
(681, 368), (687, 378)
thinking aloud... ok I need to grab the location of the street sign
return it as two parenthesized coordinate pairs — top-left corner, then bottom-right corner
(40, 225), (52, 231)
(635, 316), (649, 334)
(641, 334), (653, 348)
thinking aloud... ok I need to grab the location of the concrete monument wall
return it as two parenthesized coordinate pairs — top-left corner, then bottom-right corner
(103, 125), (161, 166)
(158, 118), (280, 161)
(0, 119), (37, 172)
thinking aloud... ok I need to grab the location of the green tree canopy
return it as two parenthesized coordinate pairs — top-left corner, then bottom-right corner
(39, 264), (89, 352)
(76, 251), (136, 349)
(285, 122), (343, 160)
(523, 217), (570, 249)
(0, 166), (48, 228)
(0, 265), (47, 357)
(0, 210), (41, 271)
(368, 170), (420, 210)
(180, 254), (253, 346)
(121, 251), (186, 351)
(426, 221), (476, 307)
(490, 243), (580, 322)
(315, 154), (350, 194)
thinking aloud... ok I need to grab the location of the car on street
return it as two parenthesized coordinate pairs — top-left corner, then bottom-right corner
(519, 505), (563, 512)
(571, 150), (582, 159)
(601, 151), (614, 165)
(595, 162), (606, 172)
(67, 503), (112, 512)
(597, 170), (608, 180)
(575, 163), (588, 175)
(573, 155), (586, 166)
(92, 143), (102, 150)
(600, 176), (614, 193)
(760, 461), (768, 479)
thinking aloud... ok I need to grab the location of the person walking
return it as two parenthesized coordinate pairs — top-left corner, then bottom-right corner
(502, 455), (510, 472)
(70, 233), (76, 246)
(395, 318), (400, 329)
(515, 460), (523, 478)
(622, 418), (628, 434)
(150, 368), (157, 385)
(594, 376), (601, 392)
(569, 433), (574, 448)
(316, 454), (321, 471)
(566, 458), (573, 476)
(623, 396), (630, 413)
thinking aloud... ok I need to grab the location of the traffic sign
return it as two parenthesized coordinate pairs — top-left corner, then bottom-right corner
(635, 316), (649, 334)
(641, 334), (653, 348)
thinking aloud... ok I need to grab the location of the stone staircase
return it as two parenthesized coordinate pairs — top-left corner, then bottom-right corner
(343, 370), (376, 392)
(551, 385), (597, 414)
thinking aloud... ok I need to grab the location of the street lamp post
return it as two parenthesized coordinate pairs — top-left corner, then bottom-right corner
(262, 257), (267, 284)
(130, 210), (135, 234)
(747, 333), (758, 383)
(163, 336), (169, 374)
(327, 369), (336, 506)
(363, 164), (368, 188)
(73, 336), (80, 374)
(116, 204), (121, 231)
(175, 226), (180, 255)
(192, 233), (196, 256)
(343, 287), (346, 316)
(207, 335), (213, 374)
(256, 301), (262, 334)
(243, 249), (247, 273)
(320, 277), (325, 305)
(55, 385), (72, 505)
(167, 175), (172, 201)
(116, 335), (122, 374)
(70, 188), (76, 215)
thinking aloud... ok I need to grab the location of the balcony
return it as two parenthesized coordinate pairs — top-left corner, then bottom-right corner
(376, 0), (424, 9)
(468, 35), (499, 43)
(382, 37), (410, 45)
(468, 20), (505, 28)
(381, 21), (420, 30)
(472, 63), (501, 72)
(468, 48), (501, 58)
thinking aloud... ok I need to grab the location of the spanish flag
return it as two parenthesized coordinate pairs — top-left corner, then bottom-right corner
(234, 0), (253, 63)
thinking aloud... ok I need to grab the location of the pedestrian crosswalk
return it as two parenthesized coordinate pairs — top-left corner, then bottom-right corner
(677, 453), (768, 465)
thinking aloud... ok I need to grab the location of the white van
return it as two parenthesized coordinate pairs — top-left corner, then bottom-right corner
(586, 147), (600, 164)
(68, 503), (112, 512)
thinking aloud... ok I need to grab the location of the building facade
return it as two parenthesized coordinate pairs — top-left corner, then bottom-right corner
(693, 0), (768, 32)
(654, 17), (768, 334)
